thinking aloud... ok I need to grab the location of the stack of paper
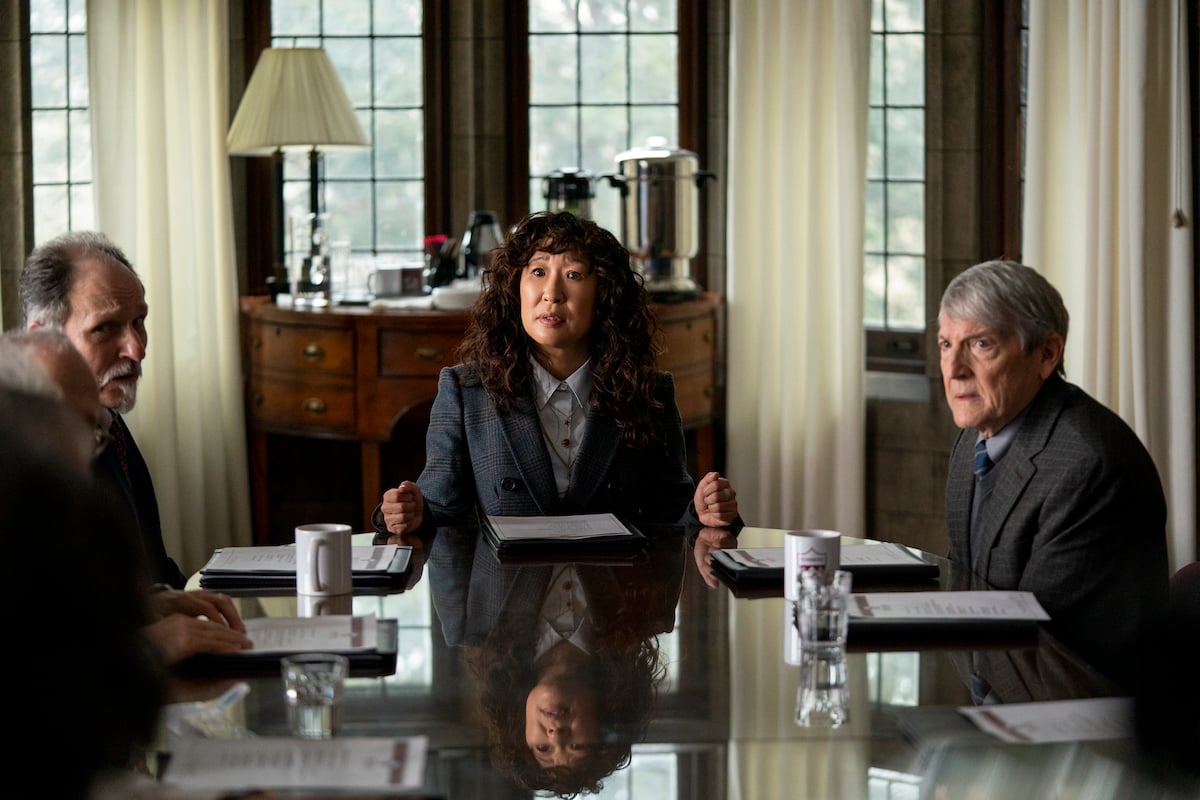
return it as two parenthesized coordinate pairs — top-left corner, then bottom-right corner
(164, 736), (428, 792)
(175, 614), (399, 678)
(710, 542), (940, 588)
(849, 591), (1051, 621)
(482, 513), (648, 556)
(846, 590), (1051, 643)
(199, 544), (412, 591)
(959, 697), (1134, 743)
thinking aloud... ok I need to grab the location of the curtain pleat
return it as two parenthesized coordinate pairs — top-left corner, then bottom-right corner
(726, 0), (870, 536)
(1024, 0), (1195, 570)
(87, 0), (252, 573)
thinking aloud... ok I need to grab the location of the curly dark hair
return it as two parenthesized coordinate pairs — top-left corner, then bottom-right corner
(459, 211), (663, 448)
(466, 623), (665, 798)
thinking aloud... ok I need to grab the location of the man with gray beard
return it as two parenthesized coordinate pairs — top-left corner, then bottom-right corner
(20, 231), (187, 588)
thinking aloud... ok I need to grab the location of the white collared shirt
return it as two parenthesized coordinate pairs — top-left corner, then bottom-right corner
(531, 358), (593, 497)
(976, 408), (1026, 467)
(535, 564), (594, 660)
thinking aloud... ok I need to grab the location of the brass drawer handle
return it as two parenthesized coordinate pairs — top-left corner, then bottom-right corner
(703, 329), (713, 344)
(303, 342), (324, 360)
(303, 397), (327, 415)
(252, 392), (263, 407)
(416, 346), (443, 361)
(704, 385), (713, 398)
(251, 337), (262, 350)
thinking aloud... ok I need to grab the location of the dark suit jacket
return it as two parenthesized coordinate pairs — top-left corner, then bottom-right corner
(93, 413), (187, 589)
(945, 374), (1169, 687)
(415, 366), (701, 529)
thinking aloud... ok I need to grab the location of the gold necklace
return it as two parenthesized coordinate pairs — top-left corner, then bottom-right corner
(542, 390), (577, 471)
(541, 425), (577, 474)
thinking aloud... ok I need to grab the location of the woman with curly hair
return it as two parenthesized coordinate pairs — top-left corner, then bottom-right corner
(375, 210), (739, 538)
(427, 515), (687, 797)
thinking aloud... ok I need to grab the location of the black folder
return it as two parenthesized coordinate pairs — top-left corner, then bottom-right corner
(174, 619), (399, 678)
(198, 545), (413, 592)
(710, 543), (940, 594)
(481, 514), (649, 557)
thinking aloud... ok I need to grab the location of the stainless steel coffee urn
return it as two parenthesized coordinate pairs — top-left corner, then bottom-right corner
(607, 137), (716, 301)
(543, 167), (594, 218)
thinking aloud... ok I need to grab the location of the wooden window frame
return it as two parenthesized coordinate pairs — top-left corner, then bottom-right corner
(240, 1), (450, 295)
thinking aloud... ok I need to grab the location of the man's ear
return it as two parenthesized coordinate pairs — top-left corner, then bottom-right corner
(26, 320), (43, 331)
(1038, 333), (1065, 379)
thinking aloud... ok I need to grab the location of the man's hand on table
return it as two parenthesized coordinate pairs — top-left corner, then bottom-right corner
(144, 588), (250, 664)
(144, 614), (252, 665)
(149, 588), (246, 631)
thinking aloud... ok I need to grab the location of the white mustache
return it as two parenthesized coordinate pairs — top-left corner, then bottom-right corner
(99, 360), (142, 387)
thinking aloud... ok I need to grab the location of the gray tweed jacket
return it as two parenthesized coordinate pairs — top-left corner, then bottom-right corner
(945, 373), (1169, 686)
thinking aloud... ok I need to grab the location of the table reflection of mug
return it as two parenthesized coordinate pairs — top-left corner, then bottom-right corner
(298, 593), (354, 617)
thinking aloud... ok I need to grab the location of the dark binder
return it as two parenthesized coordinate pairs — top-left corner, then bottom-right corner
(198, 545), (413, 592)
(481, 514), (649, 557)
(174, 619), (399, 678)
(710, 543), (940, 594)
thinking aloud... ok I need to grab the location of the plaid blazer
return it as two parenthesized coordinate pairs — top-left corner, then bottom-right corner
(417, 365), (699, 526)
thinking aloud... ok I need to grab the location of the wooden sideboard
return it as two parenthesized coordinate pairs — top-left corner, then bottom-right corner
(241, 293), (722, 544)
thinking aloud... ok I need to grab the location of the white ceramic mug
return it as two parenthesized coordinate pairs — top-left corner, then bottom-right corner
(295, 523), (352, 596)
(784, 529), (841, 600)
(368, 264), (425, 297)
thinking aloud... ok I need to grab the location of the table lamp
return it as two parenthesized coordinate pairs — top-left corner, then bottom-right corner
(227, 47), (369, 305)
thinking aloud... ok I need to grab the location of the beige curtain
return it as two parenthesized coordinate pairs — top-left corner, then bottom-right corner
(87, 0), (251, 574)
(726, 0), (870, 534)
(1024, 0), (1195, 569)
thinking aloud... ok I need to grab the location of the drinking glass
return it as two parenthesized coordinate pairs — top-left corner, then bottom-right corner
(281, 653), (348, 738)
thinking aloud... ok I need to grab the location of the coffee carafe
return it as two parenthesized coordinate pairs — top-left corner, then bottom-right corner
(458, 211), (503, 280)
(542, 168), (595, 218)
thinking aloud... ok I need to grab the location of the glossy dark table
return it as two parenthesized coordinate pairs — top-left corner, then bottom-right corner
(173, 527), (1198, 799)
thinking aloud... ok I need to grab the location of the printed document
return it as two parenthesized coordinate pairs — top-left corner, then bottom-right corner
(165, 736), (428, 791)
(202, 545), (401, 573)
(239, 614), (378, 654)
(959, 698), (1134, 743)
(722, 542), (929, 570)
(486, 513), (634, 541)
(850, 591), (1051, 620)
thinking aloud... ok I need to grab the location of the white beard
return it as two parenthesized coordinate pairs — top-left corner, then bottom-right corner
(100, 361), (141, 414)
(109, 381), (138, 414)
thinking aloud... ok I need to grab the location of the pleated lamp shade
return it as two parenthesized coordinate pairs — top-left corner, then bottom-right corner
(227, 47), (368, 154)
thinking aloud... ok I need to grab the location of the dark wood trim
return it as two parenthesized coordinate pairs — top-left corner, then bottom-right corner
(241, 3), (274, 295)
(980, 0), (1024, 262)
(1190, 0), (1199, 550)
(504, 0), (531, 223)
(679, 0), (709, 289)
(424, 0), (451, 237)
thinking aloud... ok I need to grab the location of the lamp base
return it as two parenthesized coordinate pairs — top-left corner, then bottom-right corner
(292, 295), (330, 309)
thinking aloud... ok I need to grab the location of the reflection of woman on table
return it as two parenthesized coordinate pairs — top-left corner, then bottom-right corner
(429, 524), (684, 795)
(375, 211), (739, 541)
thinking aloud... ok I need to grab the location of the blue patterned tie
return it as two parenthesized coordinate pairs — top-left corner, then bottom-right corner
(973, 439), (994, 480)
